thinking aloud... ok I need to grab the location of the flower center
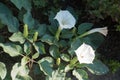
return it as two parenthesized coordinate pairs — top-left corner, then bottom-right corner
(80, 54), (84, 58)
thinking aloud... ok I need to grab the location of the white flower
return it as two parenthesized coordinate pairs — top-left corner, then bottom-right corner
(75, 43), (95, 64)
(87, 27), (108, 36)
(54, 10), (76, 30)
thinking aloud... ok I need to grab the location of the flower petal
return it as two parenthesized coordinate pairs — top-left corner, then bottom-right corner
(54, 10), (76, 29)
(87, 27), (108, 36)
(75, 43), (95, 64)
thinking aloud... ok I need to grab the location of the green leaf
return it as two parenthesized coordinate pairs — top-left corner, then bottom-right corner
(32, 52), (39, 59)
(46, 69), (65, 80)
(15, 75), (32, 80)
(24, 42), (31, 55)
(58, 40), (68, 47)
(11, 63), (32, 80)
(64, 64), (73, 72)
(48, 25), (58, 35)
(0, 62), (7, 80)
(48, 11), (58, 28)
(61, 29), (74, 39)
(33, 42), (46, 54)
(0, 3), (12, 15)
(35, 24), (47, 37)
(1, 15), (19, 33)
(0, 43), (22, 57)
(78, 23), (93, 34)
(86, 60), (109, 75)
(38, 60), (53, 77)
(23, 11), (35, 29)
(40, 57), (54, 67)
(21, 56), (29, 66)
(83, 33), (104, 49)
(73, 69), (88, 80)
(68, 38), (82, 56)
(0, 3), (19, 33)
(10, 0), (31, 11)
(9, 32), (25, 44)
(33, 0), (48, 8)
(60, 54), (70, 62)
(41, 34), (54, 45)
(49, 45), (60, 59)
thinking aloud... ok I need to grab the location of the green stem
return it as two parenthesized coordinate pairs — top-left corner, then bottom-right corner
(55, 26), (62, 41)
(70, 57), (78, 66)
(78, 32), (88, 38)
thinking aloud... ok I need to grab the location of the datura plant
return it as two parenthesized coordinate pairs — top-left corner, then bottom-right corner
(0, 1), (109, 80)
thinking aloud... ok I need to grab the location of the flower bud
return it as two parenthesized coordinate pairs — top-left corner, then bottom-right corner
(23, 24), (28, 38)
(33, 32), (38, 42)
(56, 58), (61, 66)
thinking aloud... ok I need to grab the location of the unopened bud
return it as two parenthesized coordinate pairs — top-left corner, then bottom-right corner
(33, 32), (38, 42)
(56, 58), (61, 66)
(23, 24), (28, 38)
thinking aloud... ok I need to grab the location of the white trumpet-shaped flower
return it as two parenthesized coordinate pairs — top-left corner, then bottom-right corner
(54, 10), (76, 30)
(75, 43), (95, 64)
(87, 27), (108, 36)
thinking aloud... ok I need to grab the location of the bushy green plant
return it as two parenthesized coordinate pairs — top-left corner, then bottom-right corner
(0, 1), (109, 80)
(104, 60), (120, 73)
(86, 0), (120, 21)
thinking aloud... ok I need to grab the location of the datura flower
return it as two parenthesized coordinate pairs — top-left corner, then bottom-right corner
(54, 10), (76, 40)
(75, 43), (95, 64)
(88, 27), (108, 36)
(54, 10), (76, 30)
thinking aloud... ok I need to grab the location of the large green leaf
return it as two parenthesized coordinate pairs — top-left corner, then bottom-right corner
(64, 64), (74, 72)
(11, 63), (32, 80)
(33, 0), (48, 8)
(10, 0), (31, 11)
(0, 3), (12, 15)
(9, 32), (25, 44)
(23, 11), (35, 29)
(49, 45), (60, 59)
(38, 60), (53, 77)
(21, 56), (29, 66)
(86, 60), (109, 75)
(58, 40), (68, 47)
(60, 54), (70, 62)
(39, 57), (54, 67)
(46, 69), (65, 80)
(24, 42), (31, 55)
(78, 23), (93, 34)
(83, 33), (104, 49)
(0, 43), (22, 57)
(32, 52), (39, 59)
(41, 34), (54, 45)
(35, 24), (47, 37)
(0, 3), (19, 32)
(61, 29), (74, 39)
(73, 69), (88, 80)
(33, 42), (46, 54)
(0, 62), (7, 80)
(48, 11), (58, 28)
(68, 38), (82, 56)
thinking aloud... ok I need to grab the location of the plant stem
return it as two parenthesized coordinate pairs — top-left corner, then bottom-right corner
(78, 32), (88, 38)
(55, 26), (62, 41)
